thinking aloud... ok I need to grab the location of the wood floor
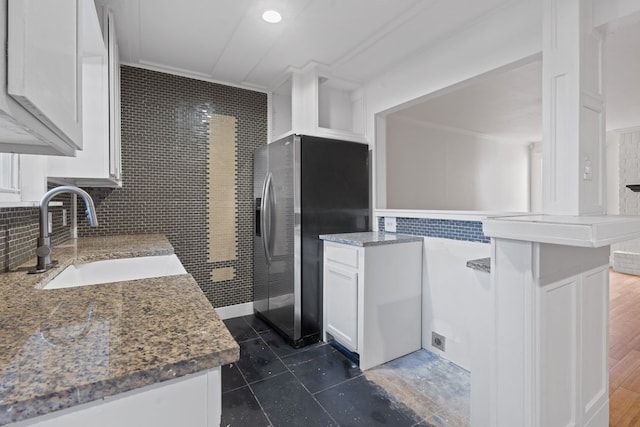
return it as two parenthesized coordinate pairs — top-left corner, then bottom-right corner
(609, 270), (640, 426)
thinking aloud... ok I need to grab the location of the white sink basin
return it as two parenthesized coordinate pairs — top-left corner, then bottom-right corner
(43, 254), (187, 289)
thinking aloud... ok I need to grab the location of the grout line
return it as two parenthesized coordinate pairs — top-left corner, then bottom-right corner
(270, 338), (340, 425)
(221, 368), (274, 426)
(223, 317), (274, 426)
(310, 372), (364, 396)
(245, 369), (289, 386)
(232, 315), (428, 426)
(234, 316), (331, 425)
(244, 381), (275, 427)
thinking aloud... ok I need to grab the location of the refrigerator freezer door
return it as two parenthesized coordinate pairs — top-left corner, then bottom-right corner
(264, 137), (298, 339)
(253, 145), (269, 316)
(253, 134), (369, 348)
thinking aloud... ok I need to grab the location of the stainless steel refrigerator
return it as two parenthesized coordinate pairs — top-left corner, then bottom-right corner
(254, 134), (369, 347)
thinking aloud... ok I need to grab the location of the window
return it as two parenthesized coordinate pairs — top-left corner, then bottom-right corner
(0, 153), (20, 202)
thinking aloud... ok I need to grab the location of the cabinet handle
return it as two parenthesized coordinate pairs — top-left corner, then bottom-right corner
(328, 266), (357, 281)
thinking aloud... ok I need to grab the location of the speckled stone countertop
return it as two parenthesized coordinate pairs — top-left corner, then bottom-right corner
(319, 231), (423, 247)
(466, 257), (491, 273)
(0, 234), (239, 425)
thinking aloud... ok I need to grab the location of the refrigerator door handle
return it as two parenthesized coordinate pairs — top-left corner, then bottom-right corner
(262, 172), (273, 265)
(259, 173), (269, 264)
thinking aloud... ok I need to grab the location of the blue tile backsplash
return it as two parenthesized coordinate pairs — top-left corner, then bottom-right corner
(378, 217), (490, 244)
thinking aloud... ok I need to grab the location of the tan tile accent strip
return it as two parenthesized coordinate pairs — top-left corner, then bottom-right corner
(211, 267), (236, 283)
(207, 114), (238, 266)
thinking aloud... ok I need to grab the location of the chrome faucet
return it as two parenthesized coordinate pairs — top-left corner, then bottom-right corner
(30, 186), (98, 273)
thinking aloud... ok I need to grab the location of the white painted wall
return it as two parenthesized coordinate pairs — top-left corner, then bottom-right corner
(530, 142), (543, 212)
(422, 237), (491, 372)
(318, 85), (352, 132)
(366, 0), (542, 209)
(422, 237), (493, 427)
(386, 116), (530, 211)
(606, 131), (620, 215)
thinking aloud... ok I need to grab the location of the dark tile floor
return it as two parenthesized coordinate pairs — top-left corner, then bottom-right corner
(222, 315), (429, 427)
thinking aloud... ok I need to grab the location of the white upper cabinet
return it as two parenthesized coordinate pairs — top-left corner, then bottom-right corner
(0, 0), (102, 156)
(107, 10), (122, 185)
(48, 7), (122, 187)
(7, 0), (82, 151)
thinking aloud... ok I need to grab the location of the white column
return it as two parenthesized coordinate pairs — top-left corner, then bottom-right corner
(542, 0), (606, 215)
(482, 213), (640, 427)
(491, 239), (610, 427)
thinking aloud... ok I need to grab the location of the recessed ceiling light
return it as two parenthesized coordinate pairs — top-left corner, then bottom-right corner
(262, 10), (282, 24)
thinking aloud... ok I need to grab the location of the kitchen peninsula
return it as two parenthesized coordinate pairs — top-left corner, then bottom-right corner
(481, 214), (640, 427)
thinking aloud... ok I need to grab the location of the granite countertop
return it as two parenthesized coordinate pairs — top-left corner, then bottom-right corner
(319, 231), (423, 247)
(466, 257), (491, 273)
(0, 234), (239, 425)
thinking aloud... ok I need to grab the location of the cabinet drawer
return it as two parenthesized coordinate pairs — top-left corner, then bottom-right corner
(325, 244), (359, 269)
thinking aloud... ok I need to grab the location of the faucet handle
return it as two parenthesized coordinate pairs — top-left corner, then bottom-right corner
(35, 245), (51, 258)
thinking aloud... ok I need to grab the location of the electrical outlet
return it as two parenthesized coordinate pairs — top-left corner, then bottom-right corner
(47, 212), (53, 234)
(62, 209), (67, 226)
(583, 156), (592, 181)
(432, 332), (446, 352)
(384, 217), (397, 232)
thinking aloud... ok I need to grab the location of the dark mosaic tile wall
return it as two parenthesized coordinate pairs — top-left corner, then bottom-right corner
(77, 66), (267, 308)
(0, 201), (71, 272)
(377, 216), (490, 244)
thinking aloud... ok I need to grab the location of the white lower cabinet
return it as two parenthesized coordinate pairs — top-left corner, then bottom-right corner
(12, 368), (221, 427)
(325, 264), (359, 351)
(322, 239), (422, 370)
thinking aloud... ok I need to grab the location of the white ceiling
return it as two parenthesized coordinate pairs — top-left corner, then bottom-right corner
(99, 0), (640, 139)
(97, 0), (512, 89)
(390, 60), (543, 143)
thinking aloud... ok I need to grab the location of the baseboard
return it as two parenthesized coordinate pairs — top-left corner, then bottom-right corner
(215, 302), (253, 320)
(584, 399), (608, 427)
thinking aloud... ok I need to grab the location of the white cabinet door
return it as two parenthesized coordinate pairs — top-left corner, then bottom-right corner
(7, 0), (82, 150)
(323, 240), (422, 370)
(107, 10), (121, 183)
(324, 264), (358, 352)
(47, 6), (122, 188)
(15, 368), (221, 427)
